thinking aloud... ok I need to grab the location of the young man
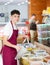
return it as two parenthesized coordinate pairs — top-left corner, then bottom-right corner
(2, 10), (21, 65)
(29, 14), (38, 44)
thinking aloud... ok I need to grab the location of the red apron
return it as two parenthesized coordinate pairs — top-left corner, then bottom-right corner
(2, 22), (18, 65)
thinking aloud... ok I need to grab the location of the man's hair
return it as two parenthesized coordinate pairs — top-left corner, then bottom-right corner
(11, 10), (20, 15)
(32, 14), (36, 16)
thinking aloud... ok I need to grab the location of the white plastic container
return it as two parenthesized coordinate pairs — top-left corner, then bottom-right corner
(38, 38), (48, 45)
(38, 31), (48, 38)
(48, 32), (50, 37)
(37, 24), (47, 31)
(47, 24), (50, 31)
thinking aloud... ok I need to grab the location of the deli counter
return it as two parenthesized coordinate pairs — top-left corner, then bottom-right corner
(0, 22), (50, 65)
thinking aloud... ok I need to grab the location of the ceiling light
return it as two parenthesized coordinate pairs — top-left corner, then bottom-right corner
(28, 2), (31, 4)
(25, 0), (28, 3)
(4, 2), (10, 5)
(4, 0), (13, 5)
(21, 2), (25, 4)
(17, 3), (21, 6)
(10, 0), (13, 2)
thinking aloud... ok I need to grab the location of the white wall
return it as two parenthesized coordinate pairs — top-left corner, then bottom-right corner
(0, 5), (5, 22)
(0, 3), (28, 22)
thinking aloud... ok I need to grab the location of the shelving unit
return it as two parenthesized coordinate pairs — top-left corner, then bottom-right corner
(37, 23), (50, 46)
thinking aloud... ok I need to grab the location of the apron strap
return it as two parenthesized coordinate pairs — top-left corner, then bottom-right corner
(11, 21), (14, 30)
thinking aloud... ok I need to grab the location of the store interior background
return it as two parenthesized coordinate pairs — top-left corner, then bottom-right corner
(28, 0), (50, 23)
(0, 0), (50, 43)
(0, 0), (50, 23)
(0, 1), (50, 65)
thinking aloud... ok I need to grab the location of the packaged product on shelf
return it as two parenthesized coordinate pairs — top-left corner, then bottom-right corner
(47, 24), (50, 31)
(37, 24), (48, 31)
(47, 39), (50, 47)
(48, 32), (50, 37)
(38, 31), (48, 38)
(38, 38), (48, 45)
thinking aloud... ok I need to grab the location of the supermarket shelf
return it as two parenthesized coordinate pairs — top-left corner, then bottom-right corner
(38, 37), (50, 40)
(42, 14), (50, 17)
(37, 24), (50, 27)
(37, 31), (50, 33)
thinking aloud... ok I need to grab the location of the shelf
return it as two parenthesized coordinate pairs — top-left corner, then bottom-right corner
(37, 31), (50, 34)
(42, 14), (50, 17)
(38, 37), (50, 40)
(37, 24), (50, 27)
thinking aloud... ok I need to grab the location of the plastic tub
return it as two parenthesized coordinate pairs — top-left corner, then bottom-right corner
(38, 38), (48, 45)
(38, 31), (48, 38)
(47, 32), (50, 37)
(47, 25), (50, 31)
(37, 24), (48, 31)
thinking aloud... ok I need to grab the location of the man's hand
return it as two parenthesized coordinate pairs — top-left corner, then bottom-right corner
(15, 45), (21, 52)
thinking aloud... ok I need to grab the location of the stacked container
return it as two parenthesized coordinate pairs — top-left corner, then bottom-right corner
(37, 24), (50, 45)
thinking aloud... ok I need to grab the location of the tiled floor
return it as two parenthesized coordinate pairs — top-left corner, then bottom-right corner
(0, 55), (3, 65)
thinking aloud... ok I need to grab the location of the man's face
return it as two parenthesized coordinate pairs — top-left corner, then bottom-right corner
(11, 14), (20, 23)
(32, 16), (36, 19)
(31, 16), (36, 20)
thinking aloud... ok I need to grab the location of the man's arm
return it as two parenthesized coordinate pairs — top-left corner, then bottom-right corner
(34, 42), (50, 54)
(3, 36), (21, 51)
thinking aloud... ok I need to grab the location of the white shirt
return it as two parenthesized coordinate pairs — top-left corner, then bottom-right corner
(3, 21), (18, 40)
(0, 55), (3, 65)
